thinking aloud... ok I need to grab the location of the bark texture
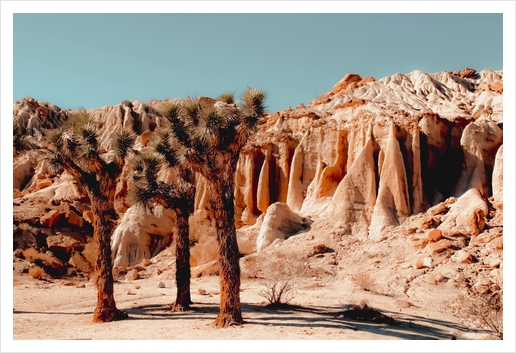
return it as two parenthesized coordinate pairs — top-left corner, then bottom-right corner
(91, 198), (127, 322)
(171, 188), (194, 311)
(210, 179), (243, 327)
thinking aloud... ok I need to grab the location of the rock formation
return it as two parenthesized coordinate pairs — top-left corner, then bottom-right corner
(111, 204), (176, 267)
(256, 202), (312, 252)
(236, 68), (503, 244)
(12, 67), (503, 269)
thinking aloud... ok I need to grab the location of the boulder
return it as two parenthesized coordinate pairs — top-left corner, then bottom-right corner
(452, 250), (472, 264)
(46, 234), (82, 252)
(111, 204), (176, 267)
(139, 130), (154, 146)
(427, 229), (442, 242)
(83, 210), (94, 224)
(13, 152), (34, 190)
(454, 121), (502, 197)
(486, 237), (503, 252)
(312, 243), (328, 255)
(438, 188), (488, 237)
(125, 269), (140, 281)
(332, 73), (363, 93)
(40, 210), (61, 228)
(13, 224), (38, 250)
(409, 236), (428, 249)
(422, 257), (433, 268)
(424, 239), (452, 255)
(485, 254), (501, 269)
(460, 68), (476, 78)
(65, 210), (83, 228)
(256, 202), (312, 252)
(470, 227), (502, 246)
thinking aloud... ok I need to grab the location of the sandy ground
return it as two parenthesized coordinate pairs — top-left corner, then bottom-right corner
(7, 261), (509, 353)
(7, 210), (511, 352)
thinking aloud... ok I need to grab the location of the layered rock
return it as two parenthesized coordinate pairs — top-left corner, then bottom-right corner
(235, 68), (503, 242)
(13, 97), (68, 140)
(13, 68), (504, 269)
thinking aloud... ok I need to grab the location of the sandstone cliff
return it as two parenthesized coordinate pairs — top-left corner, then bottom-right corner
(13, 67), (503, 268)
(237, 68), (503, 242)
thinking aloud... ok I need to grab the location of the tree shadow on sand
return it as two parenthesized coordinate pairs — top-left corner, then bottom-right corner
(118, 300), (476, 340)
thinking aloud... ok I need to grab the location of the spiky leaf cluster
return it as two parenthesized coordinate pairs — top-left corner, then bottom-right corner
(217, 92), (235, 104)
(128, 153), (183, 209)
(155, 88), (266, 179)
(13, 131), (30, 153)
(242, 88), (267, 117)
(152, 130), (182, 169)
(45, 110), (136, 191)
(112, 129), (137, 160)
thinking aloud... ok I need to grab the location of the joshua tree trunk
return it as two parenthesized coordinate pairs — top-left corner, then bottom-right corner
(210, 178), (243, 327)
(91, 198), (127, 323)
(171, 206), (192, 311)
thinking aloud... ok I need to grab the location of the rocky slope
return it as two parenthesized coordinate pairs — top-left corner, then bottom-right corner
(12, 67), (503, 337)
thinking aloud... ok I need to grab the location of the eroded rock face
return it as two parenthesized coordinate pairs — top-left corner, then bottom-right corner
(13, 97), (68, 140)
(236, 68), (503, 241)
(438, 188), (488, 237)
(13, 68), (504, 269)
(256, 202), (312, 252)
(111, 204), (176, 267)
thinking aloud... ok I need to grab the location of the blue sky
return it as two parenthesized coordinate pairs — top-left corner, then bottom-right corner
(12, 11), (503, 114)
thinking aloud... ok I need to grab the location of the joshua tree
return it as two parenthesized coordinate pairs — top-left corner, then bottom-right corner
(128, 137), (195, 311)
(158, 89), (266, 327)
(46, 110), (136, 323)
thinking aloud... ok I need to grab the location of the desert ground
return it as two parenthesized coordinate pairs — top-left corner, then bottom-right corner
(9, 227), (509, 352)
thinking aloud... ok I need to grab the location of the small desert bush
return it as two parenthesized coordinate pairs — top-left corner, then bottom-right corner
(240, 255), (262, 278)
(13, 133), (30, 153)
(22, 248), (55, 265)
(28, 265), (45, 279)
(257, 251), (303, 306)
(75, 239), (97, 281)
(450, 283), (503, 339)
(352, 271), (376, 292)
(81, 239), (96, 267)
(189, 211), (218, 267)
(190, 233), (218, 267)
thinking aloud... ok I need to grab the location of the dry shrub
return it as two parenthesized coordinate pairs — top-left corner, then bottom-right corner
(352, 271), (376, 291)
(28, 265), (45, 279)
(240, 255), (261, 278)
(450, 278), (503, 339)
(76, 239), (98, 281)
(70, 251), (94, 274)
(82, 239), (97, 267)
(338, 299), (394, 323)
(22, 248), (54, 265)
(257, 251), (303, 305)
(190, 233), (218, 267)
(189, 211), (218, 267)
